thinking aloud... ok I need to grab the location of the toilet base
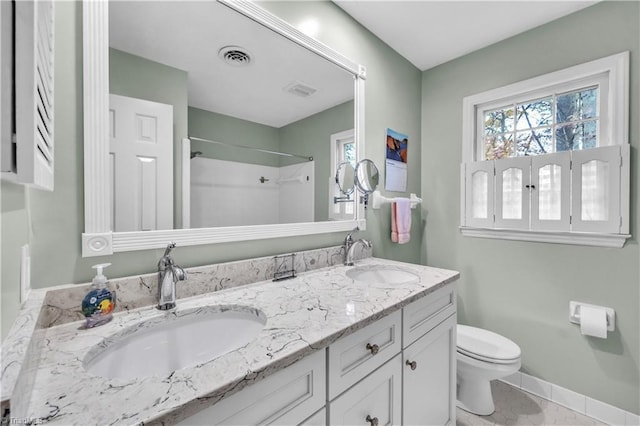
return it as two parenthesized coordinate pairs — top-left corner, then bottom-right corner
(456, 376), (495, 416)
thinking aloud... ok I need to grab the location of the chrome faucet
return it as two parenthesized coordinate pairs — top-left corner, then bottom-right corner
(343, 228), (372, 266)
(157, 242), (187, 310)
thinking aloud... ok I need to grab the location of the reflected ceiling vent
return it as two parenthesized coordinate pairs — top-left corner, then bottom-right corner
(218, 45), (252, 67)
(284, 81), (318, 98)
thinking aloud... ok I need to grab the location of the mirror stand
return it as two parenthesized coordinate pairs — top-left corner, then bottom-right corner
(354, 159), (380, 208)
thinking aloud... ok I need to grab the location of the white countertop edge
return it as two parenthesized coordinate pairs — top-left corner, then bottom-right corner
(1, 289), (47, 403)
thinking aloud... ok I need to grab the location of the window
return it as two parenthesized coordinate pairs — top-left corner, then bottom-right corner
(482, 85), (602, 160)
(461, 52), (630, 247)
(329, 129), (355, 220)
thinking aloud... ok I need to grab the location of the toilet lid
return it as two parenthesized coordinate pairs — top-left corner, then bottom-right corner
(457, 325), (521, 363)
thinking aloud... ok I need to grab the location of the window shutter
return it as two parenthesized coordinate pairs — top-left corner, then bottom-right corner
(15, 0), (54, 190)
(464, 161), (494, 228)
(494, 157), (529, 230)
(530, 152), (571, 231)
(571, 146), (621, 233)
(1, 1), (13, 174)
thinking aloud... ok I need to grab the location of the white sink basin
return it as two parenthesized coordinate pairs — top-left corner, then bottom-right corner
(346, 265), (420, 285)
(84, 305), (266, 380)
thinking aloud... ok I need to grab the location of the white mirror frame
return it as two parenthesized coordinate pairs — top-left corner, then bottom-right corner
(82, 0), (367, 257)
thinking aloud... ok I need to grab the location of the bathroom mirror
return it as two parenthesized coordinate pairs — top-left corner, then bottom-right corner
(354, 159), (380, 195)
(335, 161), (355, 196)
(82, 0), (366, 256)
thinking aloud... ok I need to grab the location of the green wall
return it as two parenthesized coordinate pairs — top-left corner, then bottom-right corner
(0, 0), (423, 341)
(109, 48), (188, 228)
(188, 107), (281, 167)
(1, 182), (29, 339)
(259, 1), (423, 265)
(421, 1), (639, 414)
(279, 100), (354, 221)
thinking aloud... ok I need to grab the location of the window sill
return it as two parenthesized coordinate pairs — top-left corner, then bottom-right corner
(459, 227), (630, 248)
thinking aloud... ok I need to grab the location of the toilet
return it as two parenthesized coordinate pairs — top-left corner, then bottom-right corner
(456, 325), (521, 416)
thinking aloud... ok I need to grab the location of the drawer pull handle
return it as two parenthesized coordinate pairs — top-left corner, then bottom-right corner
(366, 415), (379, 426)
(406, 359), (417, 370)
(366, 343), (379, 355)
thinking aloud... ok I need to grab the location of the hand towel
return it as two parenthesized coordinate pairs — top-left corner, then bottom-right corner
(395, 198), (411, 244)
(391, 202), (399, 243)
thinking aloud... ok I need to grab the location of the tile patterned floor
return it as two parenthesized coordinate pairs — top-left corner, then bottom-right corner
(456, 381), (606, 426)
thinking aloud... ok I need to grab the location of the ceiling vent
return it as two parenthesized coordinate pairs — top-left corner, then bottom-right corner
(218, 46), (251, 67)
(284, 81), (318, 98)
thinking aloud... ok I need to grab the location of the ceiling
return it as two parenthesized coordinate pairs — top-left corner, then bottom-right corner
(109, 1), (353, 128)
(334, 1), (598, 71)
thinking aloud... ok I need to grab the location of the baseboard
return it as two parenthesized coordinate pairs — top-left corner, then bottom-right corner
(500, 371), (639, 426)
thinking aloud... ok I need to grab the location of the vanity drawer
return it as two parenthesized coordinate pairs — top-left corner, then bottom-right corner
(328, 310), (401, 399)
(329, 354), (402, 426)
(179, 350), (325, 426)
(403, 282), (456, 348)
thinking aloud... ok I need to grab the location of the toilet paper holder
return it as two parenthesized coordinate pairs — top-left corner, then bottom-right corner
(569, 301), (615, 332)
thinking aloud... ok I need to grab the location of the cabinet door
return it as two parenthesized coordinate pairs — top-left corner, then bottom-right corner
(403, 315), (456, 426)
(330, 354), (402, 426)
(178, 350), (325, 426)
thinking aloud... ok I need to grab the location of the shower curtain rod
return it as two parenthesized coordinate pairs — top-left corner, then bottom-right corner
(189, 136), (313, 161)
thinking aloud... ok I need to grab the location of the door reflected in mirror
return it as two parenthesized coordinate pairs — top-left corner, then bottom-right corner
(108, 1), (356, 231)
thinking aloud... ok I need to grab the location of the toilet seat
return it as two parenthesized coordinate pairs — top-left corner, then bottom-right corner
(457, 325), (520, 364)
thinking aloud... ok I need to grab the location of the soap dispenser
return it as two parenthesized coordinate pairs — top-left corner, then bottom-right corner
(82, 263), (116, 328)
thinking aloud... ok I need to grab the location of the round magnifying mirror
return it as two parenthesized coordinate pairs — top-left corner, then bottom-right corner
(354, 159), (379, 194)
(335, 161), (355, 196)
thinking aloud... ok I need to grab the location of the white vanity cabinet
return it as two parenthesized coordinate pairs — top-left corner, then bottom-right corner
(402, 315), (456, 426)
(402, 284), (457, 426)
(178, 282), (456, 426)
(328, 283), (457, 426)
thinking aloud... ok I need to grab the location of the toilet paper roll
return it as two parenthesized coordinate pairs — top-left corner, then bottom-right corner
(580, 305), (608, 338)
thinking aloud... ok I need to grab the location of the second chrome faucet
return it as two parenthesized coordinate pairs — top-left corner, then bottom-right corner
(157, 242), (187, 310)
(343, 228), (372, 266)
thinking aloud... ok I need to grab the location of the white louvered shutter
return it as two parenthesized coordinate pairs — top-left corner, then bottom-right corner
(494, 156), (529, 230)
(571, 146), (622, 234)
(15, 0), (55, 190)
(530, 152), (571, 231)
(464, 161), (495, 228)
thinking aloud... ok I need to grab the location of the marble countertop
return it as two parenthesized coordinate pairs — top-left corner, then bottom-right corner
(17, 257), (459, 425)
